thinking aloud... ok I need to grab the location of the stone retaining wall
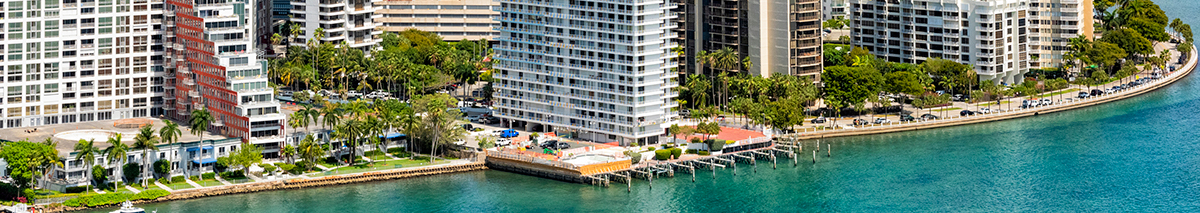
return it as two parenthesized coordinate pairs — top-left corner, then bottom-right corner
(485, 157), (587, 183)
(42, 162), (488, 213)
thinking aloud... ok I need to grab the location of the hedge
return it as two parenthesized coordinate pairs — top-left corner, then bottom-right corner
(685, 149), (697, 154)
(201, 173), (216, 180)
(654, 149), (671, 160)
(698, 151), (711, 155)
(63, 189), (171, 207)
(219, 171), (245, 179)
(670, 148), (682, 159)
(170, 176), (185, 183)
(276, 163), (297, 174)
(648, 147), (656, 151)
(64, 186), (90, 194)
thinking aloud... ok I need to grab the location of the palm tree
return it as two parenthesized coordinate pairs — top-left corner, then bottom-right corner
(289, 23), (302, 47)
(188, 109), (213, 177)
(73, 139), (100, 194)
(158, 120), (182, 175)
(104, 133), (128, 190)
(695, 50), (710, 75)
(133, 125), (160, 189)
(297, 135), (323, 171)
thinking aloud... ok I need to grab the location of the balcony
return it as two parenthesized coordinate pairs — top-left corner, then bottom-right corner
(183, 79), (195, 86)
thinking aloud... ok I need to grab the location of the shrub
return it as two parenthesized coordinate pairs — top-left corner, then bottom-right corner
(92, 165), (108, 184)
(275, 163), (297, 174)
(648, 147), (656, 151)
(670, 148), (683, 159)
(63, 189), (171, 207)
(153, 159), (171, 175)
(219, 171), (245, 179)
(260, 164), (278, 173)
(170, 176), (185, 183)
(685, 149), (698, 154)
(121, 163), (140, 183)
(624, 151), (642, 164)
(64, 186), (89, 194)
(158, 177), (169, 184)
(698, 151), (711, 155)
(690, 137), (702, 144)
(654, 149), (671, 160)
(201, 173), (216, 180)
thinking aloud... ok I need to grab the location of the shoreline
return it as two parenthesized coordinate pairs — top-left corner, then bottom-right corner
(40, 160), (489, 213)
(782, 46), (1198, 140)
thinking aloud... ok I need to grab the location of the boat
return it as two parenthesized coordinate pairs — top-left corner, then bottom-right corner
(110, 201), (154, 213)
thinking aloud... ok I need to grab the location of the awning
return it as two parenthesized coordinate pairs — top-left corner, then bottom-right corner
(379, 133), (407, 139)
(192, 158), (217, 164)
(185, 146), (214, 152)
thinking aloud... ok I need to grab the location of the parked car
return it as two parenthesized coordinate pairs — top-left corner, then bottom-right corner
(498, 129), (519, 138)
(1040, 98), (1053, 106)
(978, 108), (992, 114)
(899, 114), (916, 122)
(496, 138), (512, 146)
(1112, 86), (1122, 91)
(811, 117), (827, 124)
(960, 110), (977, 116)
(1021, 100), (1037, 108)
(461, 124), (474, 131)
(540, 140), (570, 149)
(852, 118), (869, 126)
(920, 114), (939, 120)
(1078, 92), (1090, 98)
(873, 118), (891, 124)
(1090, 89), (1104, 96)
(478, 116), (501, 124)
(453, 139), (466, 146)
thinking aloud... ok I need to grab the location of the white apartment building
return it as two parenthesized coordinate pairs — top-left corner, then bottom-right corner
(851, 0), (1030, 84)
(0, 0), (164, 129)
(823, 0), (848, 21)
(1028, 0), (1092, 68)
(378, 0), (499, 41)
(492, 0), (680, 145)
(289, 0), (383, 52)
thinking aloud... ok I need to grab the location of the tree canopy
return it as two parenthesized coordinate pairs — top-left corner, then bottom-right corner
(1101, 28), (1154, 57)
(821, 66), (885, 110)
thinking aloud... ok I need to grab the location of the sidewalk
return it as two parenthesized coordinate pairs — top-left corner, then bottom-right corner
(154, 181), (175, 192)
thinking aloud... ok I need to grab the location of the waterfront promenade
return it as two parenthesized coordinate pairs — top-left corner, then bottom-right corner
(773, 44), (1198, 140)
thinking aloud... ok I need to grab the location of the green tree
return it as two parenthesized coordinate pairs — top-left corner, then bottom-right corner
(1086, 41), (1128, 73)
(229, 144), (264, 174)
(297, 135), (324, 171)
(157, 120), (182, 177)
(103, 133), (128, 189)
(1101, 28), (1154, 57)
(73, 139), (101, 193)
(282, 144), (296, 164)
(188, 109), (212, 177)
(884, 71), (925, 96)
(132, 125), (160, 188)
(821, 66), (885, 111)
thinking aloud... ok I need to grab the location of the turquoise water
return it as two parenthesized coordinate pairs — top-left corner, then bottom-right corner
(89, 2), (1200, 212)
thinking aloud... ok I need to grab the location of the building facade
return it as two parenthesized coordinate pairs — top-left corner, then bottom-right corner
(673, 0), (822, 77)
(1028, 0), (1092, 68)
(0, 0), (163, 129)
(850, 0), (1030, 84)
(50, 138), (244, 191)
(288, 0), (382, 52)
(492, 0), (680, 145)
(377, 0), (499, 41)
(164, 0), (287, 158)
(823, 0), (848, 21)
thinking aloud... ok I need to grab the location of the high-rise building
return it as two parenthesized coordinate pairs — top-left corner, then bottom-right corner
(0, 0), (164, 129)
(492, 0), (680, 145)
(164, 0), (287, 158)
(673, 0), (822, 77)
(377, 0), (500, 41)
(288, 0), (382, 52)
(823, 0), (848, 21)
(0, 0), (285, 157)
(1028, 0), (1092, 68)
(850, 0), (1030, 84)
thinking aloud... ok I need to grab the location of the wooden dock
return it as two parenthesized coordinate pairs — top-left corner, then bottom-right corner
(585, 140), (807, 189)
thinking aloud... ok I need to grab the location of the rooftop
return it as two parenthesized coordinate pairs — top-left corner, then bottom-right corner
(0, 117), (231, 156)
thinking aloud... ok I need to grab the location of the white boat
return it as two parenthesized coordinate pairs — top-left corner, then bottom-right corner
(110, 201), (154, 213)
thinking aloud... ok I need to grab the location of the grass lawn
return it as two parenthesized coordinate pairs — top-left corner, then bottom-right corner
(225, 177), (254, 184)
(312, 159), (448, 177)
(364, 152), (391, 160)
(932, 107), (962, 112)
(1038, 88), (1081, 98)
(977, 101), (1011, 106)
(164, 182), (195, 190)
(193, 179), (226, 187)
(315, 160), (339, 168)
